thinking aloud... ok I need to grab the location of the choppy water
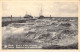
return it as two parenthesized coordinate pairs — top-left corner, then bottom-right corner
(2, 18), (78, 48)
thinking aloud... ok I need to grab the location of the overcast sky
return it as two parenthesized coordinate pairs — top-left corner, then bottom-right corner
(2, 0), (78, 17)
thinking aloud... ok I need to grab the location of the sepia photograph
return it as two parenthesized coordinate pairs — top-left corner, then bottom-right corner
(2, 0), (78, 49)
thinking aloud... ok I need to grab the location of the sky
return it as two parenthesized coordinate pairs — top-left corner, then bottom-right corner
(2, 0), (78, 17)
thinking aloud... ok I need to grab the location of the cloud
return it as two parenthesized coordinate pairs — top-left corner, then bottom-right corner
(2, 1), (78, 17)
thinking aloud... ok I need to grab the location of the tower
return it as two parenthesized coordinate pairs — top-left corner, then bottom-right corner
(11, 15), (12, 17)
(11, 15), (12, 22)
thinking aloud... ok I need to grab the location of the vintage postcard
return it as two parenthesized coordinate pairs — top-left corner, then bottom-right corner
(0, 0), (80, 51)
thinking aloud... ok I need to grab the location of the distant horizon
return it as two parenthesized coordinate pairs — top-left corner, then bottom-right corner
(2, 14), (78, 17)
(2, 16), (78, 17)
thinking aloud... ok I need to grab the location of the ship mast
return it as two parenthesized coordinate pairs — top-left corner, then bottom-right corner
(26, 11), (27, 15)
(39, 5), (43, 16)
(40, 7), (43, 16)
(38, 5), (44, 18)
